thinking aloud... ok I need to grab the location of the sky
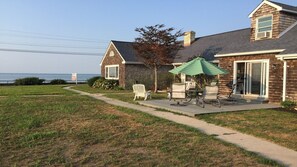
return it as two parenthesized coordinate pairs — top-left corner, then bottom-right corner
(0, 0), (296, 74)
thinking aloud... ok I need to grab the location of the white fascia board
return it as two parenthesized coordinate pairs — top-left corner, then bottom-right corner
(172, 62), (184, 65)
(122, 61), (144, 64)
(173, 59), (219, 65)
(210, 60), (219, 63)
(249, 1), (282, 18)
(276, 54), (297, 60)
(215, 49), (285, 58)
(99, 42), (112, 66)
(99, 41), (126, 66)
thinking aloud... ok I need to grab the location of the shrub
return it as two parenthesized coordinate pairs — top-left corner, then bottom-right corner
(93, 78), (120, 90)
(87, 76), (101, 87)
(281, 100), (296, 110)
(14, 77), (45, 85)
(50, 79), (67, 85)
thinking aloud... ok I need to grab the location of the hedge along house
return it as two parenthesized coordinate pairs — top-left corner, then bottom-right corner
(101, 0), (297, 103)
(100, 40), (173, 89)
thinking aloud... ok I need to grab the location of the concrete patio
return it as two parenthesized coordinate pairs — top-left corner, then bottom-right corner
(139, 99), (280, 117)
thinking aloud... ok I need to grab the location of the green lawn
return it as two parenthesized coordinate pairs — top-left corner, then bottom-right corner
(72, 84), (131, 94)
(0, 85), (280, 166)
(72, 84), (168, 103)
(197, 109), (297, 151)
(0, 85), (73, 96)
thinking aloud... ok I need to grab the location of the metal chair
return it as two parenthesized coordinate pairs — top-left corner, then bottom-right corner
(169, 83), (187, 105)
(197, 86), (221, 108)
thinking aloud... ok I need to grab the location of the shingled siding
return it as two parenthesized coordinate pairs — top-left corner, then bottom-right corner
(125, 64), (151, 89)
(286, 60), (297, 101)
(218, 54), (283, 103)
(251, 4), (297, 41)
(125, 64), (173, 90)
(251, 3), (280, 41)
(279, 12), (297, 33)
(101, 44), (125, 87)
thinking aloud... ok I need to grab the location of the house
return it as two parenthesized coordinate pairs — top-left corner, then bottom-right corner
(100, 0), (297, 103)
(100, 40), (172, 90)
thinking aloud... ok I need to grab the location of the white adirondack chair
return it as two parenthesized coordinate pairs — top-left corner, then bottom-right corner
(132, 84), (151, 101)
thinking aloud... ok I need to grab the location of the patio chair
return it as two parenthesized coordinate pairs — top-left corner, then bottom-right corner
(227, 83), (237, 102)
(132, 84), (151, 101)
(186, 82), (196, 90)
(197, 85), (221, 108)
(169, 83), (187, 105)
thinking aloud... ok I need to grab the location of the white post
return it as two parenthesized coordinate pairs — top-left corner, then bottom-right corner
(282, 60), (287, 101)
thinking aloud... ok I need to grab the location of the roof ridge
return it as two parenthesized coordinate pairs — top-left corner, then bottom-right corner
(269, 0), (297, 8)
(111, 40), (132, 43)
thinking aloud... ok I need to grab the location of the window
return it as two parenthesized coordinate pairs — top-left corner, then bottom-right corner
(109, 51), (114, 57)
(105, 65), (119, 79)
(256, 16), (273, 39)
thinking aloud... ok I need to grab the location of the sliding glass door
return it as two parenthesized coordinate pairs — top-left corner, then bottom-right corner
(234, 60), (269, 98)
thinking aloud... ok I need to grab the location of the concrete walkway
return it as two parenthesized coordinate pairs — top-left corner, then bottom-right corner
(65, 87), (297, 167)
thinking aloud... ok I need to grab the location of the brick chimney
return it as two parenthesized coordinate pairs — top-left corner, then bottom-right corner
(184, 31), (196, 47)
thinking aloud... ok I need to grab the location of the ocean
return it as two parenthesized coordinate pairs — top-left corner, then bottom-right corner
(0, 73), (100, 84)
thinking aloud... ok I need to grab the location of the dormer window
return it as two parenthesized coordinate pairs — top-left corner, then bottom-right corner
(256, 15), (273, 40)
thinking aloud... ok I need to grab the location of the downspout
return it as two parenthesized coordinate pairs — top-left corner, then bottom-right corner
(281, 58), (287, 101)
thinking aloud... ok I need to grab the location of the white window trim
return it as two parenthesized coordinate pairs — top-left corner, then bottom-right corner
(105, 65), (119, 80)
(256, 15), (273, 40)
(233, 59), (270, 98)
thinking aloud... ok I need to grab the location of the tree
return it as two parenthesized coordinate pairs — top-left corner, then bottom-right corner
(133, 24), (183, 92)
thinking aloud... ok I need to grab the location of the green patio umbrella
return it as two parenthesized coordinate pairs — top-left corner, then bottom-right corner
(169, 57), (228, 76)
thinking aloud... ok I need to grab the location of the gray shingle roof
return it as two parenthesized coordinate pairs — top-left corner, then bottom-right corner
(111, 40), (139, 62)
(111, 24), (297, 63)
(270, 1), (297, 12)
(174, 24), (297, 63)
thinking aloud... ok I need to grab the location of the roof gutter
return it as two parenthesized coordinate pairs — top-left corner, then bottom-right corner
(172, 60), (219, 65)
(215, 49), (285, 58)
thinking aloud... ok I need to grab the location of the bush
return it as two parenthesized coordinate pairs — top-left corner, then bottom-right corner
(50, 79), (67, 85)
(93, 78), (120, 90)
(14, 77), (45, 85)
(281, 100), (296, 110)
(87, 76), (101, 87)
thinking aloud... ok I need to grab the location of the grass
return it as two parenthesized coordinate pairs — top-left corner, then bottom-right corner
(197, 109), (297, 151)
(73, 84), (168, 103)
(72, 84), (131, 94)
(0, 85), (73, 96)
(0, 85), (282, 166)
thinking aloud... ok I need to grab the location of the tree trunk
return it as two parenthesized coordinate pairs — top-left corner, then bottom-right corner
(154, 65), (158, 93)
